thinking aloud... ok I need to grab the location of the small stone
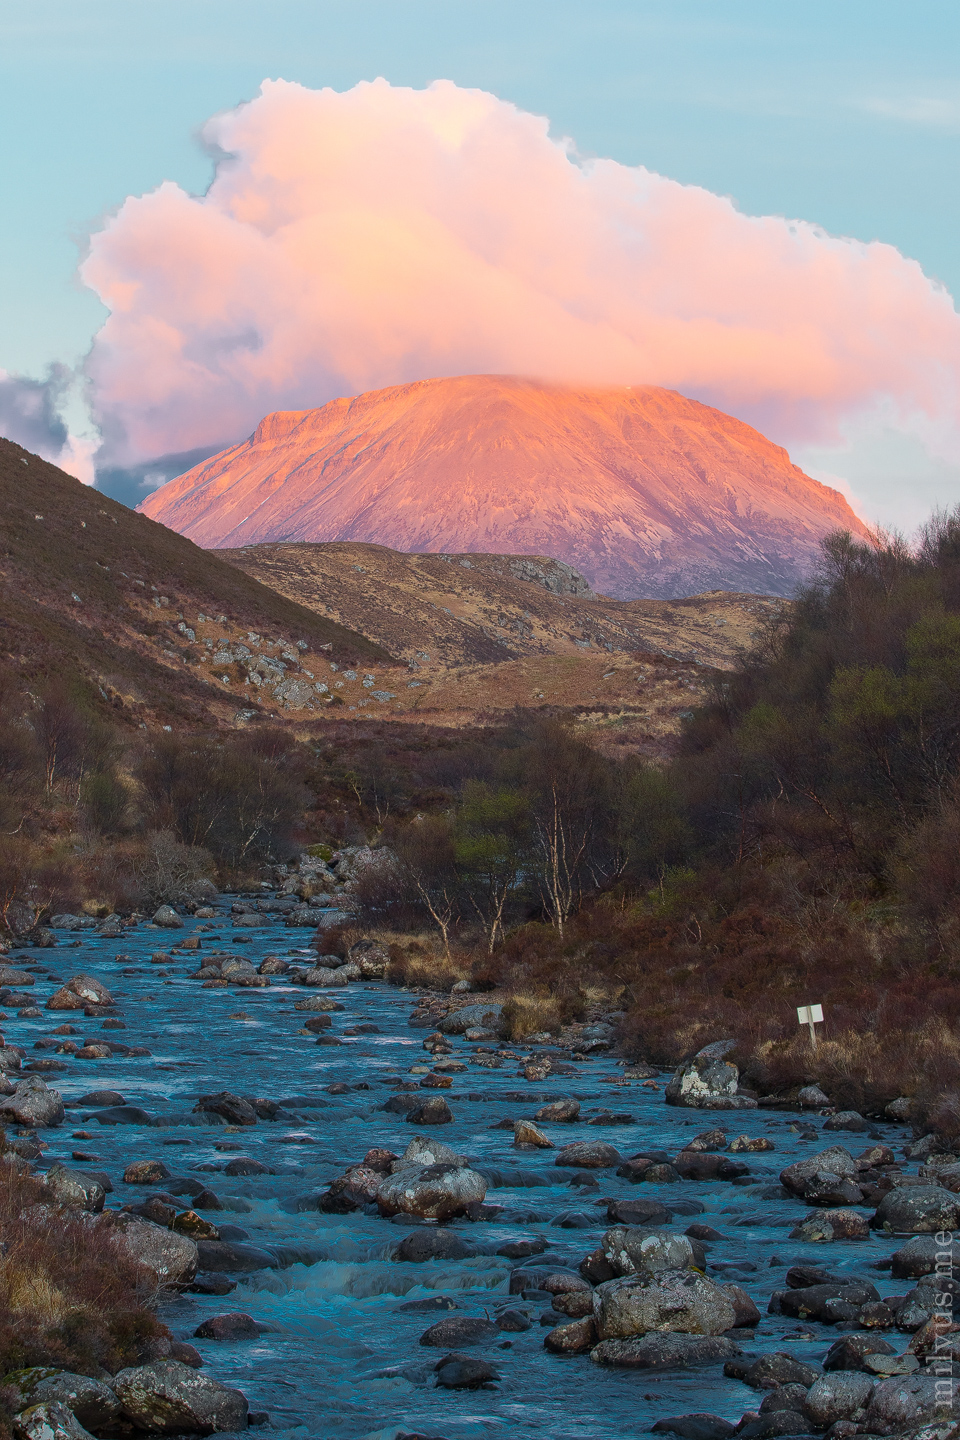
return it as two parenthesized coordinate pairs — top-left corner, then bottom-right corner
(514, 1119), (553, 1148)
(194, 1313), (262, 1341)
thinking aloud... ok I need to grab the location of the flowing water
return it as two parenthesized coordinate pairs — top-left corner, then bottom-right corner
(6, 906), (912, 1440)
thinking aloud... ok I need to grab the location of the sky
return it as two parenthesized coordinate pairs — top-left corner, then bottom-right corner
(1, 0), (959, 528)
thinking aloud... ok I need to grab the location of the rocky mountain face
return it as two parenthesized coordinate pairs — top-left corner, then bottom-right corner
(139, 375), (871, 599)
(0, 439), (390, 729)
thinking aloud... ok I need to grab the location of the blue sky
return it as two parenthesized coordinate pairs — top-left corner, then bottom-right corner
(1, 0), (959, 522)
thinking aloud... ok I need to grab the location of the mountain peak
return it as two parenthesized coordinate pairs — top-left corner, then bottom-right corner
(139, 375), (870, 598)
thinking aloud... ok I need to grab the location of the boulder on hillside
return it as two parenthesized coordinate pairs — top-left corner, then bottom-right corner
(42, 1165), (106, 1212)
(13, 1401), (95, 1440)
(665, 1041), (757, 1110)
(112, 1360), (247, 1434)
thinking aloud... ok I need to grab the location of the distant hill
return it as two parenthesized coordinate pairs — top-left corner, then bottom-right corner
(0, 438), (391, 729)
(139, 375), (871, 598)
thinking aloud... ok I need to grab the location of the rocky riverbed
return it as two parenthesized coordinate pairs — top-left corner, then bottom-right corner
(1, 899), (958, 1440)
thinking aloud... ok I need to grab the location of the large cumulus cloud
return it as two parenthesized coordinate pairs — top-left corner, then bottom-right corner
(81, 77), (960, 474)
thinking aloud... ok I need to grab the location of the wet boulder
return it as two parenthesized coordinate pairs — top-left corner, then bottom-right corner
(25, 1374), (124, 1432)
(591, 1335), (743, 1369)
(554, 1141), (621, 1169)
(891, 1235), (960, 1279)
(194, 1313), (262, 1341)
(863, 1375), (948, 1434)
(394, 1228), (476, 1262)
(46, 974), (113, 1010)
(681, 1129), (729, 1152)
(420, 1316), (498, 1348)
(376, 1161), (487, 1221)
(872, 1185), (960, 1233)
(318, 1162), (387, 1213)
(152, 905), (184, 929)
(405, 1096), (453, 1125)
(112, 1359), (248, 1433)
(302, 966), (348, 987)
(0, 1046), (22, 1072)
(0, 1076), (64, 1127)
(721, 1283), (761, 1329)
(600, 1226), (705, 1278)
(824, 1334), (896, 1371)
(733, 1353), (822, 1388)
(650, 1415), (737, 1440)
(803, 1372), (874, 1427)
(673, 1153), (750, 1182)
(790, 1207), (869, 1242)
(664, 1040), (757, 1110)
(514, 1120), (553, 1148)
(194, 1092), (257, 1126)
(535, 1099), (580, 1123)
(42, 1164), (106, 1212)
(778, 1280), (879, 1323)
(195, 1239), (279, 1273)
(593, 1269), (737, 1340)
(606, 1197), (673, 1227)
(113, 1216), (199, 1288)
(124, 1160), (173, 1184)
(779, 1145), (857, 1196)
(544, 1318), (598, 1353)
(433, 1353), (499, 1389)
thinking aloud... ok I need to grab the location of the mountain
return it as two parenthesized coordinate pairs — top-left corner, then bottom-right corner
(138, 375), (871, 598)
(223, 540), (779, 670)
(0, 438), (391, 729)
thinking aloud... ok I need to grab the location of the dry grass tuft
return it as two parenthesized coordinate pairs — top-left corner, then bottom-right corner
(0, 1161), (168, 1397)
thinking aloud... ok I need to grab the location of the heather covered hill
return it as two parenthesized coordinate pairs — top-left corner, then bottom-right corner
(0, 438), (391, 729)
(139, 375), (871, 598)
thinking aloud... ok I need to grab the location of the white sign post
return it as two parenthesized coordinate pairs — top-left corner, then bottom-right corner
(797, 1004), (824, 1050)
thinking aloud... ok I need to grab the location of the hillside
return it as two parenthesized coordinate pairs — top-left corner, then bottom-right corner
(0, 438), (392, 729)
(222, 540), (787, 755)
(139, 375), (871, 598)
(223, 540), (778, 666)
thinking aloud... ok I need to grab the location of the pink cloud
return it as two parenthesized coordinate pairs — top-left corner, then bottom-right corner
(81, 77), (960, 468)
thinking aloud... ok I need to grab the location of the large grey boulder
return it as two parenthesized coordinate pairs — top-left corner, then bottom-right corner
(13, 1402), (96, 1440)
(664, 1041), (757, 1110)
(593, 1269), (736, 1340)
(303, 966), (349, 987)
(438, 1003), (502, 1036)
(601, 1227), (705, 1278)
(26, 1374), (124, 1432)
(152, 905), (184, 929)
(872, 1186), (960, 1234)
(0, 1046), (22, 1071)
(803, 1372), (874, 1428)
(377, 1162), (486, 1221)
(863, 1375), (948, 1434)
(42, 1165), (106, 1212)
(779, 1145), (857, 1195)
(112, 1359), (248, 1434)
(0, 1076), (64, 1127)
(112, 1216), (199, 1289)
